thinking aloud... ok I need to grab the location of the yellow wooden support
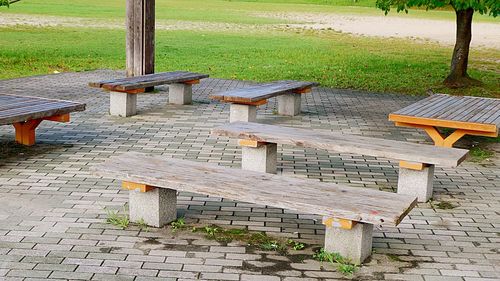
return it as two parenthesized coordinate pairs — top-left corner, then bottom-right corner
(322, 217), (357, 230)
(183, 79), (200, 85)
(399, 161), (429, 171)
(122, 181), (156, 192)
(238, 139), (266, 148)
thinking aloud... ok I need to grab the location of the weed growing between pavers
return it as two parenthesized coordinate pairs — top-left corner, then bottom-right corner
(105, 207), (130, 229)
(313, 248), (359, 276)
(429, 199), (457, 210)
(469, 146), (495, 162)
(190, 224), (306, 255)
(170, 217), (186, 231)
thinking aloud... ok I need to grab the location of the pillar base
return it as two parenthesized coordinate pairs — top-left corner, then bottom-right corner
(169, 83), (192, 105)
(398, 165), (435, 202)
(129, 187), (177, 227)
(241, 143), (277, 174)
(110, 91), (137, 117)
(277, 93), (301, 116)
(230, 104), (257, 123)
(323, 220), (373, 265)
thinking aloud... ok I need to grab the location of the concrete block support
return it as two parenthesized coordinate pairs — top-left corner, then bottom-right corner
(241, 143), (277, 174)
(129, 187), (177, 227)
(397, 165), (435, 202)
(324, 222), (373, 264)
(168, 83), (192, 105)
(277, 93), (301, 116)
(230, 104), (257, 123)
(110, 91), (137, 117)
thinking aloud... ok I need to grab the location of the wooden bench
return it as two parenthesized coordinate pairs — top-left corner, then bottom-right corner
(210, 80), (318, 122)
(0, 94), (86, 146)
(389, 94), (500, 147)
(212, 122), (469, 202)
(89, 71), (209, 117)
(91, 151), (417, 264)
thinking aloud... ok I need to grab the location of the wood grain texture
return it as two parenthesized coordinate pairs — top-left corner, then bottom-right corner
(210, 80), (319, 103)
(212, 122), (468, 167)
(391, 94), (500, 131)
(89, 71), (209, 91)
(0, 94), (85, 125)
(91, 152), (417, 226)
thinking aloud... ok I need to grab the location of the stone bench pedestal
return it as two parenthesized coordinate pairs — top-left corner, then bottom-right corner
(110, 91), (138, 117)
(240, 140), (277, 174)
(169, 80), (199, 105)
(277, 93), (302, 116)
(398, 162), (435, 202)
(230, 104), (258, 123)
(122, 182), (177, 227)
(322, 217), (373, 264)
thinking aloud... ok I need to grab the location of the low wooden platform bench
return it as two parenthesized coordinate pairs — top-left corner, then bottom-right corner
(389, 94), (500, 147)
(0, 94), (86, 146)
(210, 80), (319, 122)
(89, 71), (209, 117)
(91, 151), (417, 264)
(212, 122), (469, 202)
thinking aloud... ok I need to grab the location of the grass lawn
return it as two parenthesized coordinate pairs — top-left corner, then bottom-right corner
(0, 0), (498, 97)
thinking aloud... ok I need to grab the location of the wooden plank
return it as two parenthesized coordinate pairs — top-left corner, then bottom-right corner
(210, 80), (319, 103)
(394, 95), (446, 116)
(0, 94), (85, 126)
(389, 113), (497, 133)
(91, 152), (417, 227)
(212, 122), (469, 167)
(89, 71), (209, 91)
(412, 96), (462, 118)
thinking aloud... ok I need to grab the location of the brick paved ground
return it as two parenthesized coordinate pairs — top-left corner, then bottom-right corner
(0, 70), (498, 281)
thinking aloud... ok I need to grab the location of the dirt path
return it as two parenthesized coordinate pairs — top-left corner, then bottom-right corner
(1, 12), (499, 49)
(259, 12), (500, 49)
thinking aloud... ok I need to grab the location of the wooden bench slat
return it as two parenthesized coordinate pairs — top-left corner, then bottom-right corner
(0, 94), (85, 126)
(211, 80), (319, 103)
(212, 122), (468, 167)
(89, 71), (209, 91)
(91, 152), (417, 226)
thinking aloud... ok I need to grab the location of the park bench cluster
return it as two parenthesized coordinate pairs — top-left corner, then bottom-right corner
(7, 70), (497, 265)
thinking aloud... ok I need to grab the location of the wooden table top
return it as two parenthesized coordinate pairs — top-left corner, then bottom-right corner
(0, 94), (86, 125)
(389, 94), (500, 133)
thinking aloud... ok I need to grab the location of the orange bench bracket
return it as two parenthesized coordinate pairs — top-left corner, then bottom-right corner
(322, 217), (357, 230)
(12, 113), (71, 146)
(122, 181), (156, 193)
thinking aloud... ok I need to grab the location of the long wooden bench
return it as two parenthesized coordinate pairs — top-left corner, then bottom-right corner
(212, 122), (469, 202)
(91, 151), (417, 264)
(0, 94), (86, 146)
(89, 71), (209, 117)
(210, 80), (319, 122)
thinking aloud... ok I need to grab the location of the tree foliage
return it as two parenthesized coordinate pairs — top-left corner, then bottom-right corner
(0, 0), (21, 7)
(375, 0), (499, 16)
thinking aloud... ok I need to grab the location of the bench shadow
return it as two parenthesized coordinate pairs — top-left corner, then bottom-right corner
(0, 140), (70, 166)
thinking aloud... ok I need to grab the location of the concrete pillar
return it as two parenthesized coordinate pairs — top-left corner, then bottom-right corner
(129, 187), (177, 227)
(168, 83), (192, 105)
(323, 222), (373, 265)
(110, 92), (137, 117)
(277, 93), (301, 116)
(397, 165), (435, 202)
(241, 143), (277, 174)
(230, 104), (257, 123)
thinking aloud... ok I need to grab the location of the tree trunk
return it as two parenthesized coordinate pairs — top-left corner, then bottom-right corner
(443, 7), (481, 88)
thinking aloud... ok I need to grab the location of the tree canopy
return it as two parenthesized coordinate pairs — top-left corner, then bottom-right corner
(375, 0), (499, 16)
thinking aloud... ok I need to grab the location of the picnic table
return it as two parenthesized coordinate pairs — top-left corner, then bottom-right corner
(389, 94), (500, 147)
(0, 94), (85, 146)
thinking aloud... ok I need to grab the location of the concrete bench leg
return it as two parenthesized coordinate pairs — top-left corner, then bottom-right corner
(169, 83), (192, 105)
(398, 165), (435, 202)
(323, 217), (373, 264)
(128, 187), (177, 227)
(230, 104), (257, 123)
(241, 143), (277, 174)
(277, 93), (301, 116)
(110, 91), (137, 117)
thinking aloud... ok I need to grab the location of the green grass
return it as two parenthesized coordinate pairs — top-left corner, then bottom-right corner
(105, 207), (130, 229)
(469, 146), (495, 162)
(0, 26), (498, 97)
(313, 248), (359, 275)
(1, 0), (498, 23)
